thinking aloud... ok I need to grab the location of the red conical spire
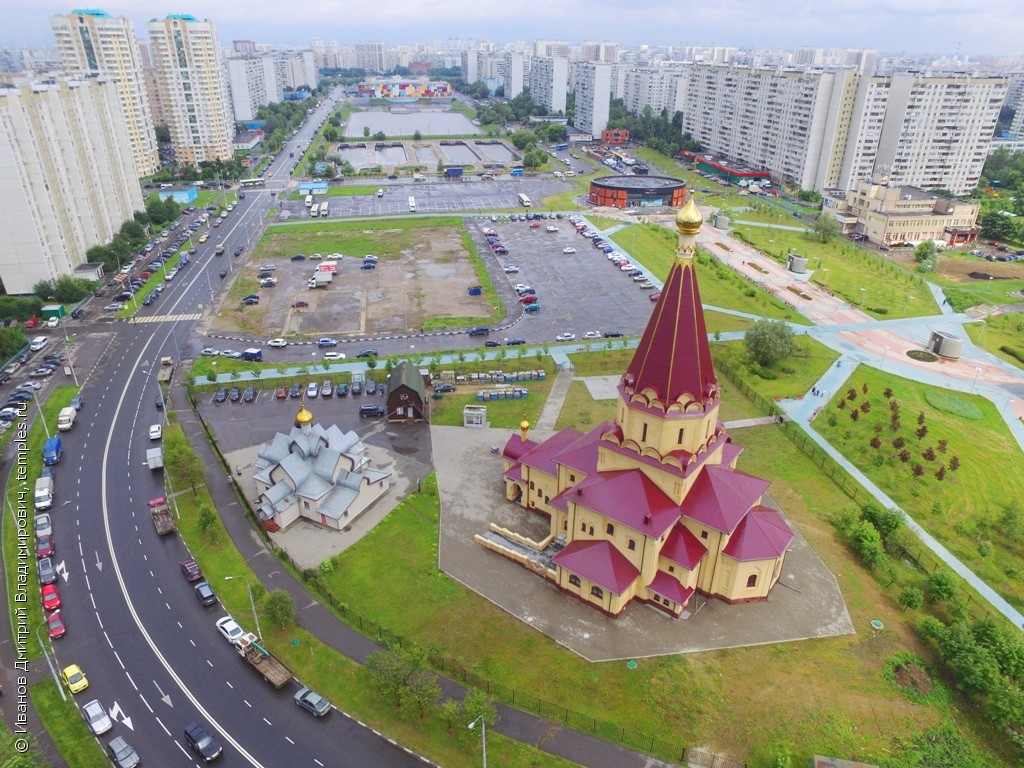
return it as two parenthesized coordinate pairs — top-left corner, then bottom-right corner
(619, 199), (719, 414)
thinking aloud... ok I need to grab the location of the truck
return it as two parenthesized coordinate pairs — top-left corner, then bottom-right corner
(444, 167), (463, 178)
(234, 632), (294, 688)
(157, 356), (174, 383)
(146, 446), (163, 471)
(412, 173), (425, 181)
(57, 407), (76, 432)
(214, 244), (225, 255)
(149, 496), (175, 535)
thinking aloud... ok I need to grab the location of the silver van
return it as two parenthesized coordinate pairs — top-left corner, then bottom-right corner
(34, 476), (53, 510)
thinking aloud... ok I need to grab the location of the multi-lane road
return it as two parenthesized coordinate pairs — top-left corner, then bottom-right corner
(33, 96), (429, 767)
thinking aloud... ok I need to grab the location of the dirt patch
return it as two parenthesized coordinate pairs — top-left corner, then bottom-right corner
(211, 225), (491, 338)
(892, 661), (935, 697)
(887, 249), (1024, 283)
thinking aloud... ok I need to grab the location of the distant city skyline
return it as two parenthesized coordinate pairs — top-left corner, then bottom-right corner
(4, 1), (1024, 59)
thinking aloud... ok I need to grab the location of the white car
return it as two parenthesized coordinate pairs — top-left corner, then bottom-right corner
(46, 317), (59, 328)
(259, 264), (276, 271)
(323, 352), (346, 360)
(215, 616), (244, 644)
(201, 347), (219, 356)
(267, 338), (288, 348)
(149, 424), (162, 441)
(619, 263), (636, 271)
(583, 331), (601, 339)
(220, 350), (242, 359)
(306, 382), (319, 399)
(503, 265), (519, 273)
(562, 247), (577, 254)
(555, 333), (576, 342)
(82, 699), (112, 736)
(514, 283), (528, 292)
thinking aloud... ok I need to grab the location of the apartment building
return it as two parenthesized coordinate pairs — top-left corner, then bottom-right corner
(147, 14), (233, 166)
(676, 63), (1004, 196)
(838, 73), (1006, 195)
(355, 42), (385, 73)
(617, 65), (678, 116)
(461, 49), (479, 85)
(50, 10), (158, 176)
(0, 79), (143, 294)
(225, 57), (274, 122)
(501, 52), (525, 99)
(529, 56), (568, 114)
(574, 62), (612, 139)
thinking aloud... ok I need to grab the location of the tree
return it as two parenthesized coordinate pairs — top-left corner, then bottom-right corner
(263, 589), (295, 628)
(925, 571), (957, 604)
(899, 586), (924, 611)
(509, 129), (538, 150)
(811, 213), (840, 243)
(364, 644), (437, 714)
(850, 520), (886, 568)
(914, 241), (938, 273)
(861, 502), (904, 543)
(743, 320), (795, 367)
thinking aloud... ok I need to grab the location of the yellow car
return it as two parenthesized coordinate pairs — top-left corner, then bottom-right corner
(61, 664), (89, 694)
(198, 235), (208, 243)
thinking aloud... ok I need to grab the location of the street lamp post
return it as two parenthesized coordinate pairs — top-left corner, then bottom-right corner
(224, 576), (262, 639)
(32, 391), (51, 440)
(880, 345), (890, 369)
(860, 287), (867, 307)
(768, 239), (774, 259)
(468, 716), (487, 768)
(971, 366), (982, 394)
(903, 295), (914, 317)
(822, 268), (830, 290)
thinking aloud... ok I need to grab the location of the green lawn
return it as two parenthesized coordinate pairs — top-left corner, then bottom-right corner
(963, 313), (1024, 372)
(815, 364), (1024, 611)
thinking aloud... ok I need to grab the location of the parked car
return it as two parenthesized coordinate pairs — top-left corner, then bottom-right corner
(194, 581), (218, 607)
(294, 687), (332, 717)
(359, 404), (385, 418)
(317, 337), (338, 348)
(213, 388), (228, 404)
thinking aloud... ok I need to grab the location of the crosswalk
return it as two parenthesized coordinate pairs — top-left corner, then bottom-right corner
(130, 313), (202, 323)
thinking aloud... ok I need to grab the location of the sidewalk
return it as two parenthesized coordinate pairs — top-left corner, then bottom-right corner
(172, 381), (682, 768)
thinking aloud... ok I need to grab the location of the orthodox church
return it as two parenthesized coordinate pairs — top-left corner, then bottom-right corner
(487, 198), (793, 618)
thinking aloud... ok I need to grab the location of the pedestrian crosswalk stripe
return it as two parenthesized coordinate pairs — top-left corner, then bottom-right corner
(131, 313), (202, 323)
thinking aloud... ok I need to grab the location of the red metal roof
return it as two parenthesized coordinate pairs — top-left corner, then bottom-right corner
(682, 465), (769, 534)
(571, 469), (680, 538)
(553, 539), (639, 595)
(648, 570), (695, 605)
(660, 523), (708, 569)
(517, 427), (585, 475)
(620, 254), (719, 414)
(502, 434), (537, 462)
(721, 506), (794, 561)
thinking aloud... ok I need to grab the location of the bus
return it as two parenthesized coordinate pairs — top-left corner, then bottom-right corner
(553, 143), (568, 151)
(239, 178), (265, 188)
(408, 196), (417, 212)
(320, 204), (329, 217)
(310, 203), (320, 217)
(304, 194), (313, 208)
(517, 192), (532, 207)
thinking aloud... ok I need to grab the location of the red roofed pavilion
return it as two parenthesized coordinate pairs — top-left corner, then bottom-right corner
(485, 197), (794, 619)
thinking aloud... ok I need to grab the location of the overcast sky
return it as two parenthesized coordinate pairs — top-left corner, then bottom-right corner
(5, 1), (1024, 58)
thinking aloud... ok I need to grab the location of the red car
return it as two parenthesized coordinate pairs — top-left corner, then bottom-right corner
(47, 610), (66, 639)
(41, 583), (61, 611)
(649, 292), (662, 302)
(139, 271), (152, 279)
(35, 534), (54, 559)
(519, 295), (538, 305)
(24, 317), (40, 329)
(276, 386), (288, 399)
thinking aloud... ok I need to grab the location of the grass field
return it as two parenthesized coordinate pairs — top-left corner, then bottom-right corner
(815, 364), (1024, 612)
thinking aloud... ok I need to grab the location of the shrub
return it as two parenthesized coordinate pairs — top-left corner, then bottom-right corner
(899, 587), (924, 611)
(924, 390), (983, 419)
(851, 520), (886, 568)
(925, 572), (957, 604)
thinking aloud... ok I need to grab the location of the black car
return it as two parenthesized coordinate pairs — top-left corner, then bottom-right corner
(228, 387), (242, 402)
(70, 309), (85, 320)
(365, 380), (377, 395)
(356, 349), (378, 358)
(155, 394), (165, 410)
(351, 380), (362, 395)
(359, 404), (385, 418)
(242, 386), (257, 403)
(180, 557), (202, 582)
(435, 382), (456, 393)
(0, 371), (10, 385)
(70, 395), (84, 411)
(603, 331), (624, 338)
(184, 721), (222, 762)
(485, 340), (500, 348)
(506, 338), (526, 346)
(290, 254), (307, 261)
(241, 297), (259, 305)
(194, 581), (218, 607)
(336, 383), (349, 397)
(288, 383), (303, 398)
(213, 388), (228, 404)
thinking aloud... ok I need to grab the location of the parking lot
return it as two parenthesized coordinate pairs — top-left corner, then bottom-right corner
(465, 214), (663, 344)
(280, 178), (568, 219)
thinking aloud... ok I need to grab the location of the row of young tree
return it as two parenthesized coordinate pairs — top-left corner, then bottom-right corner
(84, 198), (182, 276)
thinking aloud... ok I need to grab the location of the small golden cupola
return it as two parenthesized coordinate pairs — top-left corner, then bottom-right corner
(519, 418), (531, 441)
(295, 399), (314, 431)
(675, 195), (703, 235)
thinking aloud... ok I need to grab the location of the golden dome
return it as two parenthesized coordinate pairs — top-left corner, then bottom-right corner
(675, 196), (702, 234)
(295, 405), (313, 425)
(520, 419), (531, 431)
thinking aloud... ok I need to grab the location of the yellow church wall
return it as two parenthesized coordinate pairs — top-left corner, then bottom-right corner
(713, 555), (783, 603)
(656, 556), (700, 592)
(557, 568), (630, 617)
(521, 465), (560, 513)
(618, 399), (721, 458)
(596, 442), (726, 506)
(567, 500), (663, 580)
